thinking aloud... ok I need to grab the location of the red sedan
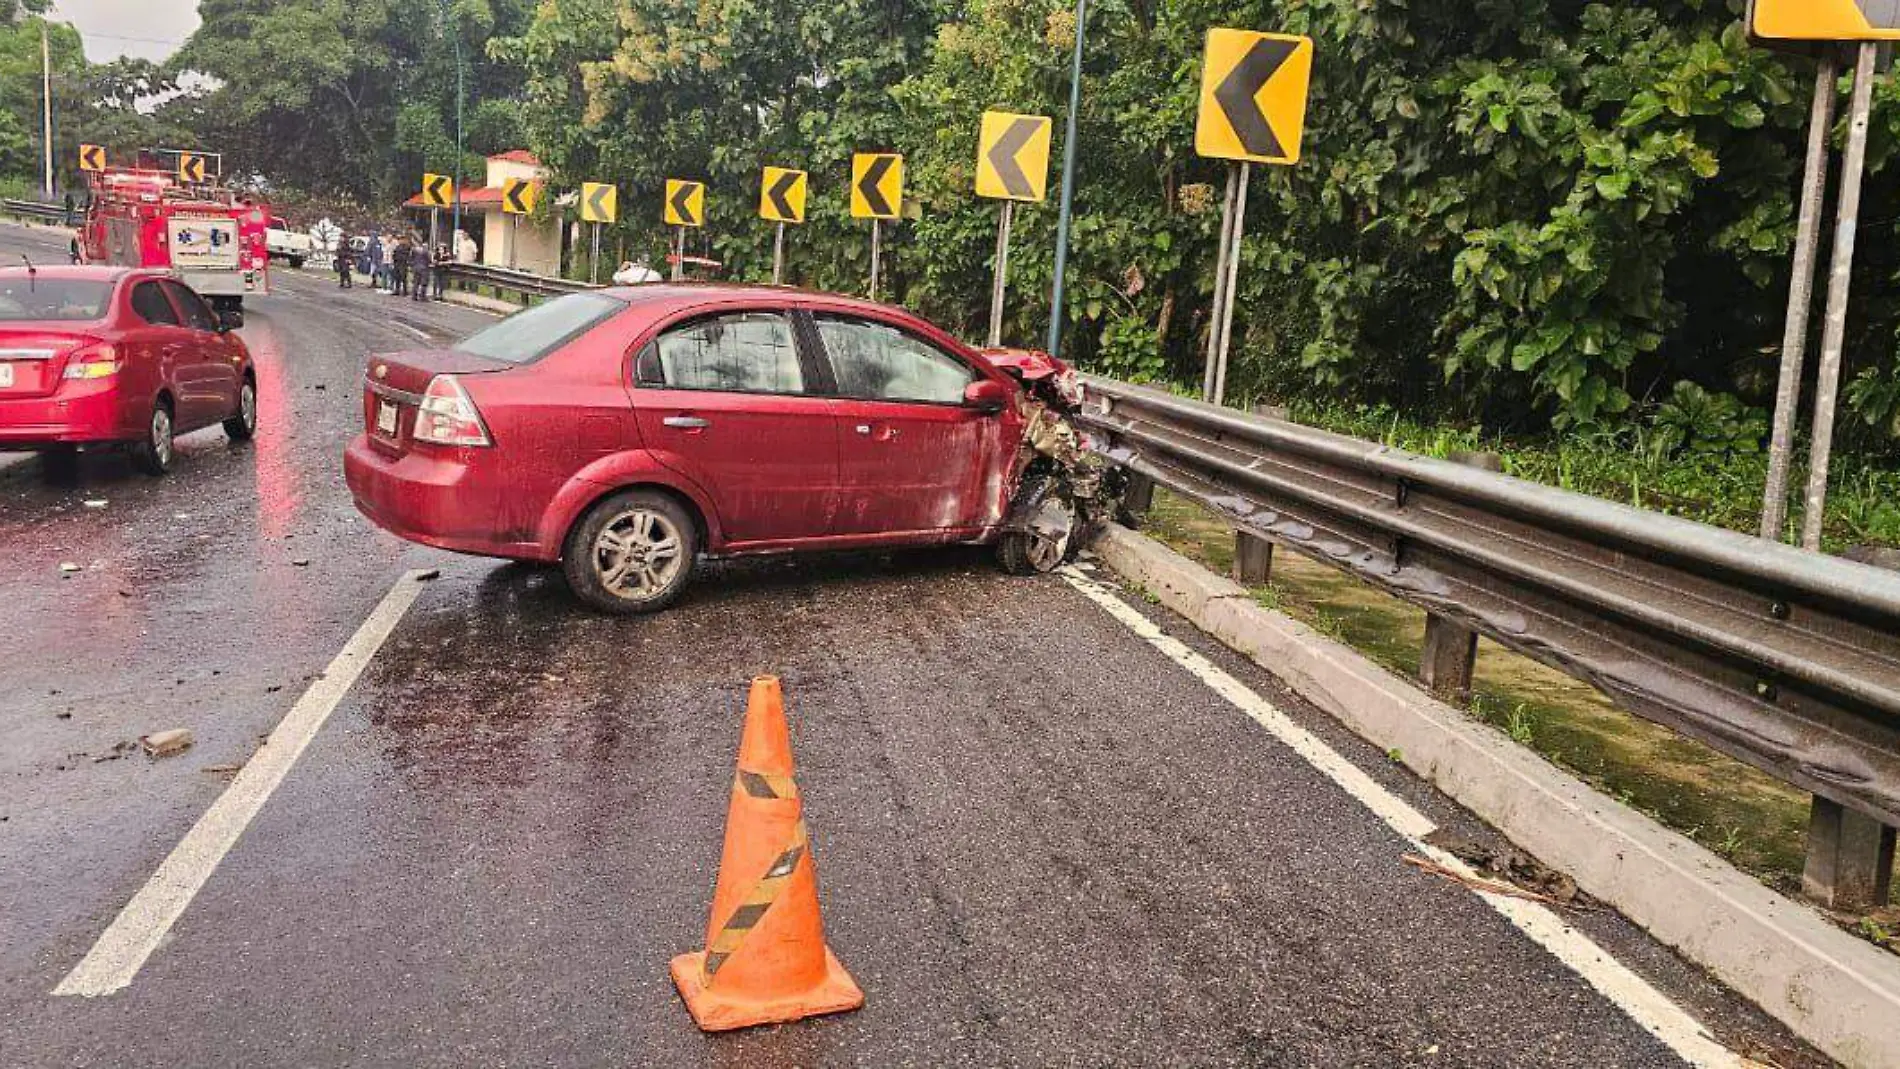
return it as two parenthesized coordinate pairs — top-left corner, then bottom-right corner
(0, 265), (256, 474)
(345, 285), (1088, 613)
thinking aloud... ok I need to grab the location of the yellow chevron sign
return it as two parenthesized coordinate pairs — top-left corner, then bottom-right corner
(664, 180), (705, 227)
(1752, 0), (1900, 40)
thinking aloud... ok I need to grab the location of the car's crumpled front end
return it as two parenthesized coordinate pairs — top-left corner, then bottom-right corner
(978, 348), (1126, 572)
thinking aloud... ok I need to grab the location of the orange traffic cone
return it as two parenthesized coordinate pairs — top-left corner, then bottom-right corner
(670, 676), (864, 1032)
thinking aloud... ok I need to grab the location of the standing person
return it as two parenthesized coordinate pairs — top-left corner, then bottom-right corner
(335, 233), (354, 288)
(411, 238), (431, 302)
(432, 244), (450, 300)
(367, 234), (386, 292)
(391, 237), (411, 297)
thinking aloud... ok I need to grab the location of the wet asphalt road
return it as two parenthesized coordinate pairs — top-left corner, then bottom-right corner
(0, 222), (1828, 1067)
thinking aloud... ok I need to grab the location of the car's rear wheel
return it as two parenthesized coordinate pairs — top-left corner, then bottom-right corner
(224, 377), (257, 441)
(130, 399), (174, 476)
(562, 490), (698, 614)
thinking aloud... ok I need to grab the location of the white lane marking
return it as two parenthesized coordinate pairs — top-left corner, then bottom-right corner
(53, 572), (431, 998)
(1059, 567), (1747, 1069)
(395, 322), (432, 342)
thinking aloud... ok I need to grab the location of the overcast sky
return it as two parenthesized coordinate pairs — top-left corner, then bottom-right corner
(47, 0), (202, 63)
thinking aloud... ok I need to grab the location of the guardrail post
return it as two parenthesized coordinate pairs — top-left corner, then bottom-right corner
(1123, 473), (1155, 516)
(1803, 797), (1896, 910)
(1230, 403), (1288, 584)
(1416, 451), (1502, 700)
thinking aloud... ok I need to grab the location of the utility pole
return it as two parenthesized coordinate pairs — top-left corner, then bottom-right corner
(1045, 0), (1087, 359)
(41, 22), (54, 198)
(444, 0), (465, 260)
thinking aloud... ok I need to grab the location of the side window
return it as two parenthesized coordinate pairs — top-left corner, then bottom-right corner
(129, 281), (178, 326)
(162, 281), (218, 332)
(652, 312), (805, 394)
(816, 317), (977, 404)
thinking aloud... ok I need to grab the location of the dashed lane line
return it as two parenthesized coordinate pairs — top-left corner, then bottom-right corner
(52, 571), (432, 998)
(1058, 565), (1749, 1069)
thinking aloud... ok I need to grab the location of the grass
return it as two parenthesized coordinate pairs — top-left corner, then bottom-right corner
(1141, 487), (1819, 896)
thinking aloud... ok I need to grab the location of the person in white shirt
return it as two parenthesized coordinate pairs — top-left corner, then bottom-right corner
(612, 260), (662, 285)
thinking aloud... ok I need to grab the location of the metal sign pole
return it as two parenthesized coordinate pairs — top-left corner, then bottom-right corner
(1202, 165), (1240, 399)
(1761, 52), (1840, 542)
(590, 221), (601, 285)
(672, 226), (684, 282)
(987, 201), (1015, 348)
(1801, 42), (1877, 552)
(1211, 162), (1251, 407)
(508, 216), (518, 270)
(870, 219), (882, 302)
(429, 209), (440, 258)
(773, 221), (785, 285)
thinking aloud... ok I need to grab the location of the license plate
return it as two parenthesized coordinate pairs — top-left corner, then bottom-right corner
(0, 364), (12, 388)
(375, 399), (398, 437)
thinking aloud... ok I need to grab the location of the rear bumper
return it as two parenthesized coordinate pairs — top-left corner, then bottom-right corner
(0, 382), (127, 446)
(344, 434), (551, 561)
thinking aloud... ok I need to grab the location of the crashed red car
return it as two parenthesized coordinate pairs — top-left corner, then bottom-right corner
(343, 285), (1109, 613)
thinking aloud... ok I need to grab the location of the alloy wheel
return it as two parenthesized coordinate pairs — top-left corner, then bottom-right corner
(593, 508), (686, 601)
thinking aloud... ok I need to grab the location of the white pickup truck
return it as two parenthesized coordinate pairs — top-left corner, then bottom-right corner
(265, 216), (313, 268)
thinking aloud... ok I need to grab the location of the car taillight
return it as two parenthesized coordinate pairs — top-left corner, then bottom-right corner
(62, 343), (120, 380)
(412, 374), (492, 447)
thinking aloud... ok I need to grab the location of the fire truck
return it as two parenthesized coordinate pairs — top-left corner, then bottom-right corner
(79, 167), (272, 311)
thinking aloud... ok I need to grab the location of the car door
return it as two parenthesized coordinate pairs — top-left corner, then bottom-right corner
(629, 309), (840, 545)
(808, 311), (1008, 537)
(160, 280), (234, 429)
(124, 280), (197, 423)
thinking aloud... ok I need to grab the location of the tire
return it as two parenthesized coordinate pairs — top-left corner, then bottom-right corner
(130, 398), (174, 476)
(224, 376), (257, 442)
(561, 490), (699, 614)
(997, 475), (1078, 576)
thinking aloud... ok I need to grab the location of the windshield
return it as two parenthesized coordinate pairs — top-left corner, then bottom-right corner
(453, 291), (626, 364)
(0, 278), (113, 322)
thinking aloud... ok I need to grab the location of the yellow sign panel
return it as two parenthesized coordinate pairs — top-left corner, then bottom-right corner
(850, 153), (903, 220)
(78, 144), (105, 172)
(1195, 29), (1313, 166)
(501, 178), (537, 215)
(975, 112), (1053, 202)
(580, 182), (617, 224)
(421, 173), (453, 209)
(178, 152), (209, 183)
(664, 180), (705, 227)
(759, 167), (808, 224)
(1752, 0), (1900, 40)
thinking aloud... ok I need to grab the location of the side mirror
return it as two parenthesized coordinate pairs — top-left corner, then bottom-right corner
(217, 308), (244, 332)
(964, 378), (1011, 413)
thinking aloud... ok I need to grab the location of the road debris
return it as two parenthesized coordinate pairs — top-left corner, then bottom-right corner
(90, 741), (138, 764)
(201, 763), (243, 778)
(415, 568), (441, 581)
(1419, 829), (1588, 906)
(58, 561), (81, 574)
(83, 499), (108, 509)
(140, 729), (195, 758)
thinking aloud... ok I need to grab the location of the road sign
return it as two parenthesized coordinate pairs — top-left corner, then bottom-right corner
(1195, 29), (1314, 165)
(178, 152), (209, 183)
(1752, 0), (1900, 40)
(760, 167), (808, 223)
(665, 180), (705, 227)
(976, 112), (1053, 202)
(850, 154), (903, 219)
(78, 144), (105, 173)
(501, 178), (537, 216)
(581, 181), (617, 224)
(421, 173), (453, 209)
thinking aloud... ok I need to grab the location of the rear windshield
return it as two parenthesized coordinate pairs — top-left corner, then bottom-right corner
(453, 292), (626, 364)
(0, 278), (113, 322)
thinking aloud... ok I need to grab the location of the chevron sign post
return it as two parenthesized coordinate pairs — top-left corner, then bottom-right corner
(1193, 29), (1313, 406)
(975, 112), (1053, 347)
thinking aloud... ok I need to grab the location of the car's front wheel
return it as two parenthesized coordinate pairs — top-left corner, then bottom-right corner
(224, 377), (257, 442)
(562, 490), (698, 614)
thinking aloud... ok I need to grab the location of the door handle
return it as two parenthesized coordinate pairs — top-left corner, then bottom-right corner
(854, 424), (872, 435)
(664, 415), (710, 429)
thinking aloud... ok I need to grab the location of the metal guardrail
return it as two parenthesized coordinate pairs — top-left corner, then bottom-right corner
(1, 198), (68, 222)
(1079, 376), (1900, 834)
(440, 262), (598, 302)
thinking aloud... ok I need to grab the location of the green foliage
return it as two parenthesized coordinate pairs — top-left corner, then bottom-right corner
(1649, 381), (1767, 459)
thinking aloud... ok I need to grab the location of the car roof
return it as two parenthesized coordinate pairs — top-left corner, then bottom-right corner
(0, 264), (141, 283)
(597, 282), (917, 320)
